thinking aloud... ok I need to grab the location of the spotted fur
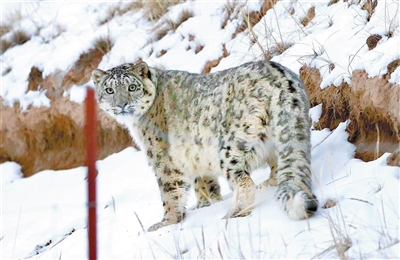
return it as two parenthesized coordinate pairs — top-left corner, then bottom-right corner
(92, 61), (318, 231)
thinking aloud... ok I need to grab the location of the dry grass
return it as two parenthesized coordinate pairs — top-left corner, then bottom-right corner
(151, 9), (193, 42)
(361, 0), (378, 21)
(167, 9), (193, 31)
(98, 2), (144, 25)
(61, 36), (114, 88)
(93, 35), (114, 55)
(366, 34), (382, 50)
(143, 0), (181, 22)
(1, 29), (30, 54)
(202, 44), (229, 73)
(1, 39), (12, 54)
(0, 24), (11, 37)
(237, 0), (278, 35)
(27, 66), (43, 92)
(328, 0), (340, 6)
(244, 5), (292, 60)
(301, 6), (315, 27)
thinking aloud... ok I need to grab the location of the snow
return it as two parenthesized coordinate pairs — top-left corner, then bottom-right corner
(2, 133), (399, 259)
(1, 162), (23, 188)
(1, 0), (399, 259)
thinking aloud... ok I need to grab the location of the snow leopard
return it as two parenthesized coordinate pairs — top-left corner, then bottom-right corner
(92, 61), (318, 231)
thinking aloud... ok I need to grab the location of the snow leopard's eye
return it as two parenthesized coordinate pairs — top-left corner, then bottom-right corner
(105, 87), (114, 94)
(128, 84), (140, 92)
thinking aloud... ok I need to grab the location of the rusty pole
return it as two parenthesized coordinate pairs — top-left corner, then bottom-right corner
(85, 87), (98, 260)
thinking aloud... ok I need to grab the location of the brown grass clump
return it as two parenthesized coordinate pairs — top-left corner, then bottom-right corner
(300, 66), (399, 161)
(0, 24), (11, 36)
(237, 0), (278, 36)
(0, 97), (135, 177)
(301, 6), (315, 27)
(61, 36), (114, 89)
(386, 59), (400, 77)
(361, 0), (378, 21)
(27, 66), (43, 92)
(366, 34), (382, 50)
(1, 29), (30, 54)
(386, 147), (400, 167)
(151, 9), (193, 42)
(93, 35), (114, 55)
(168, 9), (193, 31)
(10, 29), (29, 45)
(202, 45), (229, 73)
(1, 39), (12, 54)
(143, 0), (180, 22)
(300, 66), (351, 130)
(98, 2), (144, 25)
(328, 0), (339, 6)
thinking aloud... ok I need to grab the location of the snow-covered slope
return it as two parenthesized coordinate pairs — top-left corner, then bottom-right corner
(1, 0), (399, 259)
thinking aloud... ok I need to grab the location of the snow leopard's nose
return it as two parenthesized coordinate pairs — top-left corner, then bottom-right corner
(117, 102), (128, 109)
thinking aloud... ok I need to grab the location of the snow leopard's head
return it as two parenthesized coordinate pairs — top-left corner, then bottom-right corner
(92, 62), (156, 119)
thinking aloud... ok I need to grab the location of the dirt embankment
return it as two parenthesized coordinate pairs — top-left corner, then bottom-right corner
(300, 65), (399, 166)
(0, 47), (135, 177)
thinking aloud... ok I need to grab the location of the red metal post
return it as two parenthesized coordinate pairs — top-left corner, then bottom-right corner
(85, 87), (98, 260)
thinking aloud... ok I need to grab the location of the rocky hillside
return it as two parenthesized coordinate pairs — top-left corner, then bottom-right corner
(1, 0), (399, 176)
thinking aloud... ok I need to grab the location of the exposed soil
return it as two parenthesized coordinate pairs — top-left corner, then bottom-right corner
(300, 66), (399, 163)
(0, 97), (134, 177)
(2, 46), (136, 177)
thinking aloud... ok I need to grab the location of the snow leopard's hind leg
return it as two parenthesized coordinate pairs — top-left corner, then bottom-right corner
(194, 176), (222, 208)
(219, 144), (256, 219)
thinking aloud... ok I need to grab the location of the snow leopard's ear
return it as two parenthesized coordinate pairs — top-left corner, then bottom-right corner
(132, 62), (150, 79)
(91, 69), (107, 86)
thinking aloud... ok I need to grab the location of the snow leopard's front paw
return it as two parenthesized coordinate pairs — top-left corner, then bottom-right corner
(276, 186), (318, 220)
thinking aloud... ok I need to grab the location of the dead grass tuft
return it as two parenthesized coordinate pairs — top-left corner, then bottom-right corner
(10, 29), (30, 45)
(386, 59), (400, 76)
(1, 39), (12, 54)
(366, 34), (382, 50)
(0, 24), (11, 36)
(167, 9), (193, 31)
(202, 45), (229, 73)
(301, 6), (315, 27)
(93, 35), (114, 55)
(151, 9), (193, 42)
(300, 66), (399, 162)
(386, 147), (400, 167)
(238, 0), (278, 34)
(143, 0), (181, 22)
(61, 49), (104, 88)
(328, 0), (339, 6)
(62, 37), (113, 89)
(268, 42), (293, 59)
(27, 66), (43, 92)
(98, 2), (144, 25)
(2, 67), (12, 76)
(1, 29), (30, 54)
(361, 0), (378, 21)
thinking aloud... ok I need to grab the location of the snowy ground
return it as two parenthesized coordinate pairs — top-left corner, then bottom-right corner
(1, 0), (399, 259)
